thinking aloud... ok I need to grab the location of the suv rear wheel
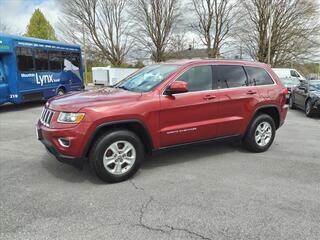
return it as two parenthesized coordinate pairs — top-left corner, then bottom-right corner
(89, 129), (144, 183)
(243, 114), (276, 153)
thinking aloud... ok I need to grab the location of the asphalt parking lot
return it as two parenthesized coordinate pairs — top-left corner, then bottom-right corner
(0, 103), (320, 240)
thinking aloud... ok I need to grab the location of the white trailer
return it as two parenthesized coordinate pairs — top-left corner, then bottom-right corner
(92, 67), (139, 86)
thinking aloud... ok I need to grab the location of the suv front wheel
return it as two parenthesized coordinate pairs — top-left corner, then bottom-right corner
(243, 114), (276, 153)
(89, 129), (144, 183)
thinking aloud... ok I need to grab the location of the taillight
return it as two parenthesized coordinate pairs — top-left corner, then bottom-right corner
(281, 88), (289, 105)
(282, 88), (289, 95)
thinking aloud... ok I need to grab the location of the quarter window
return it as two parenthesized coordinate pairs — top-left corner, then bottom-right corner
(34, 49), (49, 71)
(216, 65), (248, 88)
(177, 65), (213, 92)
(16, 47), (34, 72)
(245, 67), (274, 86)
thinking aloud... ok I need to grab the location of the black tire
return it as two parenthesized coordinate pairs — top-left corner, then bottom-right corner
(89, 129), (144, 183)
(289, 95), (296, 109)
(243, 114), (276, 153)
(57, 88), (65, 96)
(305, 99), (314, 118)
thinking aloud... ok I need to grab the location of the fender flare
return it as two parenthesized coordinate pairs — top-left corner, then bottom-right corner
(83, 119), (154, 156)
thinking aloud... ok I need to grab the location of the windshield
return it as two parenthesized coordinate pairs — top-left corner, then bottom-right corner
(115, 64), (179, 92)
(310, 81), (320, 91)
(280, 78), (300, 85)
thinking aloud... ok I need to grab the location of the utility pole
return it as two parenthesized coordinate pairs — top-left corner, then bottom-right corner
(82, 22), (88, 86)
(267, 0), (273, 66)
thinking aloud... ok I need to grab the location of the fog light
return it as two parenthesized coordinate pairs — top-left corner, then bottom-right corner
(58, 138), (70, 148)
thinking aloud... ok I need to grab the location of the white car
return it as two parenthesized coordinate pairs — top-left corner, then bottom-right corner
(272, 68), (305, 81)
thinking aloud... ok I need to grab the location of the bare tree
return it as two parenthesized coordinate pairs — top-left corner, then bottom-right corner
(58, 0), (132, 66)
(239, 0), (320, 66)
(0, 21), (11, 34)
(131, 0), (180, 62)
(191, 0), (236, 58)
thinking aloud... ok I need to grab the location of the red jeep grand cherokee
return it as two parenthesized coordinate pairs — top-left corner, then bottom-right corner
(37, 60), (288, 183)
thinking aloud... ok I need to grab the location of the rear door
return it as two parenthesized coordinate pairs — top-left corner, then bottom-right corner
(213, 65), (259, 137)
(0, 59), (9, 103)
(159, 65), (219, 147)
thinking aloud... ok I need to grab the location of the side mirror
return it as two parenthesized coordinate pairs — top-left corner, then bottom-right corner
(165, 81), (188, 95)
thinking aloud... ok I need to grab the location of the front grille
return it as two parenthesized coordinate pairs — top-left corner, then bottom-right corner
(40, 108), (54, 127)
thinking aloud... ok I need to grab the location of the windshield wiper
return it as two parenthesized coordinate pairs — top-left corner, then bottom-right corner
(117, 85), (130, 91)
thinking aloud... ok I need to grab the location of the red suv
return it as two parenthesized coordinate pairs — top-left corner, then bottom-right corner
(37, 60), (288, 182)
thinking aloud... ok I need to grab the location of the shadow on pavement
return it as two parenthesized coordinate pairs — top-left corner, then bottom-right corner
(41, 156), (104, 184)
(0, 101), (45, 113)
(40, 139), (243, 184)
(143, 140), (243, 169)
(289, 109), (320, 120)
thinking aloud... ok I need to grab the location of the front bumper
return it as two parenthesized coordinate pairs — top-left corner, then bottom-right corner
(37, 123), (87, 169)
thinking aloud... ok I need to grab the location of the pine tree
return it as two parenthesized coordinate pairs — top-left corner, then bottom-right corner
(25, 9), (57, 41)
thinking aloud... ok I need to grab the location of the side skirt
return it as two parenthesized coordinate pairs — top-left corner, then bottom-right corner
(153, 134), (242, 155)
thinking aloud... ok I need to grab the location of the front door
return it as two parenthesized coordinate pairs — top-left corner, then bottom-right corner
(294, 81), (308, 108)
(0, 59), (9, 104)
(159, 65), (219, 147)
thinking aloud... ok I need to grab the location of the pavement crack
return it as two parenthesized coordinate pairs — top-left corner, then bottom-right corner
(164, 224), (213, 240)
(133, 196), (167, 234)
(129, 180), (144, 191)
(133, 197), (214, 239)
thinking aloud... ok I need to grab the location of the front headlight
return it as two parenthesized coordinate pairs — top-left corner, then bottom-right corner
(57, 112), (85, 124)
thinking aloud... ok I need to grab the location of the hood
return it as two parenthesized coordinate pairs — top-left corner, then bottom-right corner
(48, 88), (142, 112)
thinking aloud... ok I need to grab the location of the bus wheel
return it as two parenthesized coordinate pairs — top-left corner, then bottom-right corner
(57, 88), (65, 96)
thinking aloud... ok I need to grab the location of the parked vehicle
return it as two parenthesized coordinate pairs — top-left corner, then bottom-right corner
(279, 77), (301, 92)
(279, 77), (301, 102)
(272, 68), (305, 81)
(289, 80), (320, 117)
(37, 60), (288, 183)
(92, 67), (139, 86)
(0, 34), (84, 105)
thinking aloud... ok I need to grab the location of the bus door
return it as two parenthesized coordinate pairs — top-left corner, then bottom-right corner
(0, 58), (9, 103)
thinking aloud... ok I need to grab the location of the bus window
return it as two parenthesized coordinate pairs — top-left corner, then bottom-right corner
(16, 47), (34, 72)
(62, 52), (80, 68)
(49, 51), (62, 71)
(70, 52), (80, 68)
(35, 49), (49, 71)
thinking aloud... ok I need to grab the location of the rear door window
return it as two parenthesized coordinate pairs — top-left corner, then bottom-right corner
(215, 65), (248, 89)
(245, 67), (274, 86)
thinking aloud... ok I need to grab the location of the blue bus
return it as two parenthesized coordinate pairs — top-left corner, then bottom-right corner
(0, 34), (84, 105)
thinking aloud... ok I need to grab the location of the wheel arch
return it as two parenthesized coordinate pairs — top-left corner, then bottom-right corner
(57, 85), (66, 94)
(246, 105), (281, 133)
(304, 96), (312, 108)
(83, 119), (154, 158)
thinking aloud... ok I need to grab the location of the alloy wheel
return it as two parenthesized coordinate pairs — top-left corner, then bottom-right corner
(255, 122), (272, 147)
(103, 141), (136, 175)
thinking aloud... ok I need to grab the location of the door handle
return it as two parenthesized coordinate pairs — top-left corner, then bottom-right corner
(203, 95), (216, 100)
(246, 90), (257, 95)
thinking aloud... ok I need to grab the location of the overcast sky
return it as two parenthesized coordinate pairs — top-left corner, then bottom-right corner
(0, 0), (60, 35)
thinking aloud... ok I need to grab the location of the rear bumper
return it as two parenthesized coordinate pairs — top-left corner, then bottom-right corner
(280, 104), (289, 127)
